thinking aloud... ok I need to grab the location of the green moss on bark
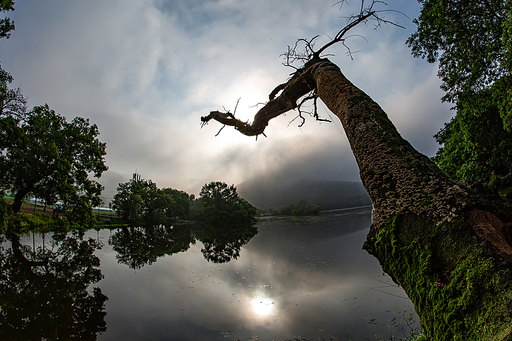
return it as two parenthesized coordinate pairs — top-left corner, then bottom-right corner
(366, 215), (512, 340)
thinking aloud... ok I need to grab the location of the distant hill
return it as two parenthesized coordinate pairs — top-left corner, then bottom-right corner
(237, 178), (371, 210)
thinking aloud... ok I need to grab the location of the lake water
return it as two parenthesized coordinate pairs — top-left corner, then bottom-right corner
(1, 208), (421, 340)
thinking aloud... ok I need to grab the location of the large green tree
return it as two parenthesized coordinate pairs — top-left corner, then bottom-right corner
(0, 2), (107, 225)
(0, 102), (108, 223)
(408, 0), (512, 190)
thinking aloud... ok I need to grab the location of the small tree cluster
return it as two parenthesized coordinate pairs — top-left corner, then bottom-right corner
(199, 181), (256, 226)
(112, 175), (190, 226)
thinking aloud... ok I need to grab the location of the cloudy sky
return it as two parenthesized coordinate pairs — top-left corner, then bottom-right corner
(0, 0), (452, 201)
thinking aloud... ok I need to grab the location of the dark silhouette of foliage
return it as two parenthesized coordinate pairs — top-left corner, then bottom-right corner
(0, 233), (107, 340)
(0, 0), (15, 39)
(112, 175), (190, 226)
(199, 181), (257, 226)
(197, 221), (258, 263)
(109, 225), (192, 269)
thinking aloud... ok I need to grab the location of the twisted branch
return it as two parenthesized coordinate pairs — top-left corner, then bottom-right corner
(201, 60), (324, 136)
(202, 0), (407, 136)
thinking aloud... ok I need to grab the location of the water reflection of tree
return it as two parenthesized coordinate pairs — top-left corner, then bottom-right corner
(198, 222), (258, 263)
(109, 222), (258, 268)
(109, 225), (193, 269)
(0, 233), (107, 340)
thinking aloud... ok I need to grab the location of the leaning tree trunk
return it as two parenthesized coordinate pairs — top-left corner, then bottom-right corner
(203, 58), (512, 340)
(314, 60), (512, 340)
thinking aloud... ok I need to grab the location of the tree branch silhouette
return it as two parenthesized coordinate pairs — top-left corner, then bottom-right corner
(201, 0), (405, 136)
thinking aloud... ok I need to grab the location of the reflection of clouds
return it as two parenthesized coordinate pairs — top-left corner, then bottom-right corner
(251, 297), (276, 317)
(88, 213), (417, 340)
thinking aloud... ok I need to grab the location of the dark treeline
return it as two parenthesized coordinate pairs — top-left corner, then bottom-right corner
(112, 175), (257, 227)
(265, 200), (321, 216)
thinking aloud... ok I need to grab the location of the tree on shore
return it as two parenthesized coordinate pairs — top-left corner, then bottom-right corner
(199, 181), (256, 226)
(0, 99), (108, 225)
(112, 174), (190, 226)
(0, 4), (108, 226)
(201, 1), (512, 339)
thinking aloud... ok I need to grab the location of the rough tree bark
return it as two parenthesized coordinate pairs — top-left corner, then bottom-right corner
(11, 185), (33, 214)
(202, 58), (512, 340)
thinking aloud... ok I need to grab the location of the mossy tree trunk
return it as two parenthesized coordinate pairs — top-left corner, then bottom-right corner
(203, 58), (512, 340)
(315, 59), (512, 340)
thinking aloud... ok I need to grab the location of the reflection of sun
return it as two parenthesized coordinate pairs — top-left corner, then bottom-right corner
(251, 298), (275, 316)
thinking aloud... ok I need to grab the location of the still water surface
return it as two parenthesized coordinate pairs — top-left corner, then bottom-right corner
(3, 209), (420, 340)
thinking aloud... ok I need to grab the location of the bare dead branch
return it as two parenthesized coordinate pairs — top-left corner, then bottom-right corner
(281, 0), (407, 69)
(202, 98), (241, 135)
(201, 60), (321, 136)
(203, 0), (405, 136)
(233, 97), (241, 116)
(215, 125), (226, 137)
(296, 93), (317, 127)
(313, 10), (375, 58)
(291, 92), (332, 128)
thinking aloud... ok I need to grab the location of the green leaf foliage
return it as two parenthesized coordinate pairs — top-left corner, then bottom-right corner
(434, 83), (512, 185)
(112, 175), (190, 226)
(0, 0), (15, 39)
(407, 0), (510, 103)
(410, 0), (512, 193)
(0, 90), (108, 226)
(199, 181), (256, 226)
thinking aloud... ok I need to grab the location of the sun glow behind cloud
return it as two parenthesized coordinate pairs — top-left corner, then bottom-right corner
(251, 297), (276, 316)
(0, 0), (452, 198)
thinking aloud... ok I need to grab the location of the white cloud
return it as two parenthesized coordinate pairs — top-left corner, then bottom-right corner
(1, 0), (450, 198)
